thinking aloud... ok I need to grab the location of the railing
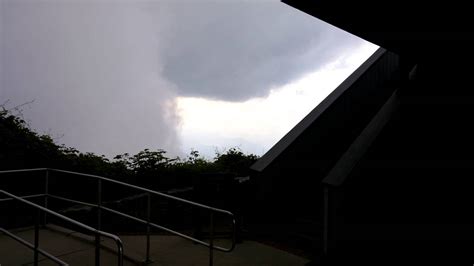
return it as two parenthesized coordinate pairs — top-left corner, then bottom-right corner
(0, 227), (68, 266)
(0, 189), (124, 266)
(0, 168), (236, 266)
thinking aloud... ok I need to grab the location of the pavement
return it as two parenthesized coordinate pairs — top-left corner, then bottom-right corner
(0, 224), (309, 266)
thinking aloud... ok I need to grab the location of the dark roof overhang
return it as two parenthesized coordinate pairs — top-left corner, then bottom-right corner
(282, 1), (474, 60)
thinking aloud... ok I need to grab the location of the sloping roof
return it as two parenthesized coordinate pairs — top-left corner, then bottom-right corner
(251, 47), (386, 172)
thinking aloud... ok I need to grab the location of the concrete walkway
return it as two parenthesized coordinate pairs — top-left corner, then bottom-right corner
(0, 225), (309, 266)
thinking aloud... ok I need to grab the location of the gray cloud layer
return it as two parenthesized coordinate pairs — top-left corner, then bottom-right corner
(152, 1), (365, 101)
(1, 1), (368, 157)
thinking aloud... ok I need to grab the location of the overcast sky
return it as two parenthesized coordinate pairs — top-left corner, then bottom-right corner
(0, 0), (377, 159)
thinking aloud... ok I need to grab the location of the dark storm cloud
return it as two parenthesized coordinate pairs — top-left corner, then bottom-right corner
(152, 1), (367, 101)
(0, 0), (370, 157)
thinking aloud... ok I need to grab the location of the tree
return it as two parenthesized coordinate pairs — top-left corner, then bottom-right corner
(214, 147), (258, 176)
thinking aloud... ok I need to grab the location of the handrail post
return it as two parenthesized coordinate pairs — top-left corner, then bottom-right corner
(97, 179), (102, 230)
(95, 232), (100, 266)
(34, 208), (40, 266)
(43, 169), (49, 226)
(116, 239), (124, 266)
(209, 211), (214, 266)
(96, 179), (102, 266)
(145, 192), (152, 264)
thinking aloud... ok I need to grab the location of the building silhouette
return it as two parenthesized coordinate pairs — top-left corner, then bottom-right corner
(251, 1), (474, 264)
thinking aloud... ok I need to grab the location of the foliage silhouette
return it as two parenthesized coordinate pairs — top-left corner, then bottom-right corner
(0, 105), (259, 189)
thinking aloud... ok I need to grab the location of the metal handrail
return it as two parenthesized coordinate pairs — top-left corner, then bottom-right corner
(0, 168), (236, 266)
(0, 190), (124, 266)
(0, 227), (68, 265)
(48, 194), (231, 250)
(0, 168), (236, 219)
(48, 168), (236, 266)
(50, 168), (237, 219)
(0, 193), (45, 202)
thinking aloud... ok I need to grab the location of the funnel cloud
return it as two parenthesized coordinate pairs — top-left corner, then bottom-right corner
(1, 1), (373, 158)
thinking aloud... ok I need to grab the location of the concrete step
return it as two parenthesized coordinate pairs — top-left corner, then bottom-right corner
(0, 224), (310, 266)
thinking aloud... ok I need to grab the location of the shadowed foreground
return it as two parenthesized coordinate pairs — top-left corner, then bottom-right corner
(0, 224), (309, 266)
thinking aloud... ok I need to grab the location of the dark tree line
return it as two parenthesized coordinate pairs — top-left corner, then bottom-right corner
(0, 105), (258, 190)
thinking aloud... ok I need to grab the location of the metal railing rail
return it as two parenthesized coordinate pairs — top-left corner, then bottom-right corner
(0, 189), (124, 266)
(0, 168), (236, 266)
(0, 193), (45, 202)
(0, 227), (68, 265)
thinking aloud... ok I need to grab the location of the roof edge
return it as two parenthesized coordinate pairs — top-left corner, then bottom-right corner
(250, 47), (386, 172)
